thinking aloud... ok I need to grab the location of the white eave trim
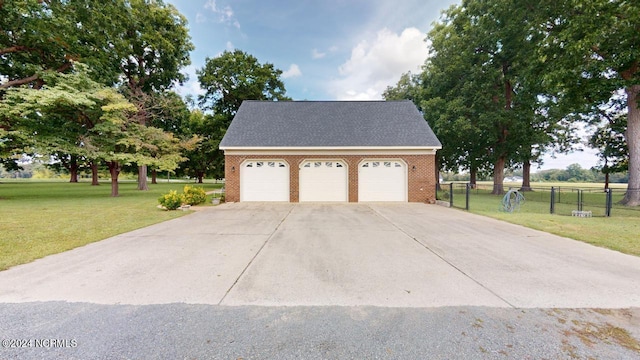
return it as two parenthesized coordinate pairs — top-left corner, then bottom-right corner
(221, 146), (441, 156)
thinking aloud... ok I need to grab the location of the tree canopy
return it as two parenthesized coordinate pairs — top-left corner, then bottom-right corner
(1, 0), (194, 191)
(536, 0), (640, 205)
(198, 50), (290, 122)
(385, 0), (639, 204)
(194, 49), (290, 178)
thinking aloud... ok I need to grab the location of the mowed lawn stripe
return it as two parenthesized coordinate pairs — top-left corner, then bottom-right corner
(0, 181), (221, 270)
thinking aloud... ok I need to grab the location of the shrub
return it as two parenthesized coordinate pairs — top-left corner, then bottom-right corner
(182, 185), (207, 205)
(158, 190), (183, 210)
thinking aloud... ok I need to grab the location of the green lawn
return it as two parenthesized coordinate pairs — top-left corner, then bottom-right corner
(444, 184), (640, 257)
(0, 180), (222, 270)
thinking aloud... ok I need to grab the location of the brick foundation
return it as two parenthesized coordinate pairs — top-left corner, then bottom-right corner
(224, 154), (436, 203)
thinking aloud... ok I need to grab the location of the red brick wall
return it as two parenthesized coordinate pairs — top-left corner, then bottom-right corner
(224, 154), (437, 203)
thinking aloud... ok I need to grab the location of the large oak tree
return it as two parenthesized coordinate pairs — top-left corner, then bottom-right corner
(196, 50), (290, 176)
(114, 0), (194, 191)
(538, 0), (640, 205)
(1, 0), (193, 187)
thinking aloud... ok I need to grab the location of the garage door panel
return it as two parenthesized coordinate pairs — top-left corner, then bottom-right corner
(359, 160), (407, 202)
(241, 161), (289, 201)
(299, 160), (348, 202)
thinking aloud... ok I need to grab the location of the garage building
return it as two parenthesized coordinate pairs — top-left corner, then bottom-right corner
(219, 100), (441, 202)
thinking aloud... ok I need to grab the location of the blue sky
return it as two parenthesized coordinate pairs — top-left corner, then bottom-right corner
(166, 0), (599, 171)
(167, 0), (458, 100)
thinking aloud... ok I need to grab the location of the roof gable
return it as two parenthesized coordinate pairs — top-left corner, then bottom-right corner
(219, 100), (442, 148)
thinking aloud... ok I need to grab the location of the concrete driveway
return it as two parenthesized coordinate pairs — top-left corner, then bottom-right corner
(1, 203), (639, 308)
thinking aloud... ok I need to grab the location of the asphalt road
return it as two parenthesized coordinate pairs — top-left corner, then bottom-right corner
(1, 303), (639, 359)
(1, 203), (639, 358)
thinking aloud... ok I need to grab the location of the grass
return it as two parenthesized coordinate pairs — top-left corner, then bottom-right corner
(442, 182), (640, 256)
(0, 180), (222, 270)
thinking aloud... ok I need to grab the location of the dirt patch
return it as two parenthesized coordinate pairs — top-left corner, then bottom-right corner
(547, 308), (640, 357)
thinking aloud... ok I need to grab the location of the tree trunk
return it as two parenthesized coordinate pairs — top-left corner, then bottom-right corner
(621, 85), (640, 206)
(469, 167), (477, 189)
(137, 165), (148, 190)
(492, 156), (506, 195)
(605, 172), (610, 190)
(68, 156), (79, 183)
(91, 162), (100, 186)
(151, 169), (157, 184)
(108, 161), (120, 197)
(197, 172), (204, 184)
(69, 168), (78, 182)
(520, 160), (532, 191)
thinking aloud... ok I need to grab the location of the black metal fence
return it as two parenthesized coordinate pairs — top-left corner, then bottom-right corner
(436, 183), (640, 218)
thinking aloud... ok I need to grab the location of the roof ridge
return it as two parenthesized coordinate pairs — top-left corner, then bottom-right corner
(220, 100), (441, 148)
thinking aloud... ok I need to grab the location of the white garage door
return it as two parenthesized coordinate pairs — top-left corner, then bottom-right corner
(299, 160), (348, 202)
(241, 160), (289, 201)
(358, 160), (407, 202)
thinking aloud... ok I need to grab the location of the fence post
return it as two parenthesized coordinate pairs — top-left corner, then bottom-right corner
(577, 189), (583, 212)
(605, 189), (612, 217)
(449, 182), (453, 207)
(465, 183), (470, 211)
(550, 187), (555, 214)
(558, 186), (561, 203)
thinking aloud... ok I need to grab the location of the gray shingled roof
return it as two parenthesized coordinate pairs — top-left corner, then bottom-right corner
(219, 100), (442, 148)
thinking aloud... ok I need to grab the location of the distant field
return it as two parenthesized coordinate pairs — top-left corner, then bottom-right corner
(478, 180), (628, 189)
(0, 180), (222, 270)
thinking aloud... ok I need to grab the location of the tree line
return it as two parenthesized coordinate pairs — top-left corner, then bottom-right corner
(441, 164), (629, 184)
(0, 0), (289, 196)
(383, 0), (639, 206)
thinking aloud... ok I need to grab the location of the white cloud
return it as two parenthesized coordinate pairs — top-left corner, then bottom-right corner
(311, 49), (326, 59)
(226, 41), (234, 50)
(282, 64), (302, 79)
(311, 46), (338, 60)
(204, 0), (240, 28)
(195, 13), (206, 24)
(328, 27), (428, 100)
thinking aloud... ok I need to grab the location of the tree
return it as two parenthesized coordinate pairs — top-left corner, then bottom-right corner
(198, 50), (290, 121)
(178, 110), (225, 183)
(84, 90), (188, 197)
(0, 0), (193, 183)
(417, 1), (544, 194)
(142, 91), (193, 184)
(0, 0), (115, 170)
(0, 65), (106, 183)
(590, 115), (628, 189)
(0, 0), (123, 90)
(114, 0), (194, 191)
(384, 0), (577, 195)
(538, 0), (640, 205)
(196, 50), (290, 179)
(383, 72), (423, 108)
(0, 65), (186, 196)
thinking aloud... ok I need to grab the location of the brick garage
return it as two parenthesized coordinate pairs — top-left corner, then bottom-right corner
(224, 154), (436, 203)
(219, 101), (441, 203)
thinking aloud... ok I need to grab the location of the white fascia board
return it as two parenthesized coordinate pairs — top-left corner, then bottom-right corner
(221, 146), (440, 156)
